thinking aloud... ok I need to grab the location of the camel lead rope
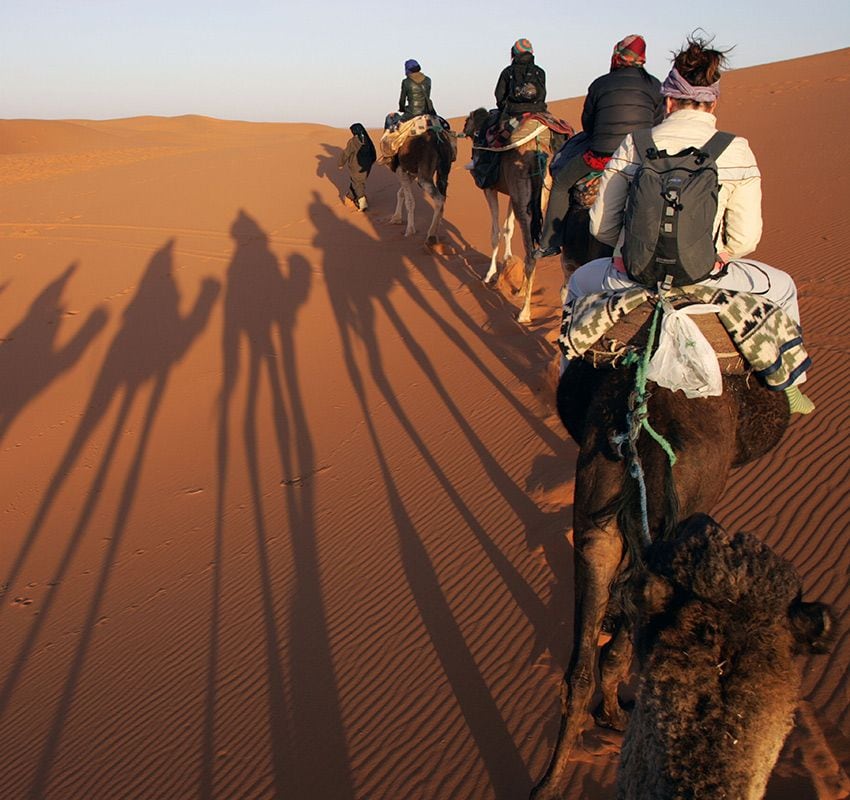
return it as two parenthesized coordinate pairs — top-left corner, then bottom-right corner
(617, 298), (678, 547)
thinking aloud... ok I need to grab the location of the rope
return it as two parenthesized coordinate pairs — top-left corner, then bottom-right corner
(614, 298), (679, 547)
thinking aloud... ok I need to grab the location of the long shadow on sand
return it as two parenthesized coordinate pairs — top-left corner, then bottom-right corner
(311, 190), (576, 797)
(0, 241), (219, 798)
(204, 210), (353, 799)
(0, 263), (108, 447)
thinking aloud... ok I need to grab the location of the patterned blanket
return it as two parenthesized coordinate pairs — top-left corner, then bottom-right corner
(483, 111), (574, 149)
(558, 285), (811, 390)
(378, 115), (455, 166)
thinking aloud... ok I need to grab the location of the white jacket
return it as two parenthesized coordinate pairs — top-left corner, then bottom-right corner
(589, 109), (763, 259)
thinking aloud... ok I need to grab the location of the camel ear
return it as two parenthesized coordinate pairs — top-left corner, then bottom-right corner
(641, 574), (674, 615)
(789, 600), (835, 654)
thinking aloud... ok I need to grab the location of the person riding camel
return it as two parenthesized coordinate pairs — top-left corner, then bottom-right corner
(398, 59), (436, 121)
(567, 33), (815, 414)
(536, 34), (663, 258)
(495, 39), (547, 117)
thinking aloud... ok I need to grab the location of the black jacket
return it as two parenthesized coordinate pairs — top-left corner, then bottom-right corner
(581, 66), (663, 155)
(399, 73), (435, 117)
(495, 53), (547, 115)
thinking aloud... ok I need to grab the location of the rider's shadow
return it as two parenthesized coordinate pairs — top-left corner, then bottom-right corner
(316, 144), (347, 201)
(312, 189), (540, 796)
(0, 263), (108, 446)
(207, 208), (353, 800)
(3, 239), (220, 798)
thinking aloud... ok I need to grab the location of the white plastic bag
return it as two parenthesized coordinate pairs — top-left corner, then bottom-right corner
(646, 304), (723, 398)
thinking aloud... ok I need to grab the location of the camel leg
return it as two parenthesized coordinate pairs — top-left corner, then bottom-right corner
(793, 701), (850, 799)
(391, 173), (416, 236)
(401, 175), (417, 237)
(390, 186), (405, 225)
(422, 181), (445, 245)
(483, 189), (501, 284)
(502, 205), (516, 264)
(531, 518), (624, 800)
(596, 622), (632, 731)
(517, 256), (536, 324)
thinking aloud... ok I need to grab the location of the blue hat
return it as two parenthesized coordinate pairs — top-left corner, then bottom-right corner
(404, 59), (421, 74)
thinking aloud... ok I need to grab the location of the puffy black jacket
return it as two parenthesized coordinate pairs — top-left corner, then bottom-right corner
(399, 73), (435, 117)
(495, 53), (547, 115)
(581, 66), (663, 155)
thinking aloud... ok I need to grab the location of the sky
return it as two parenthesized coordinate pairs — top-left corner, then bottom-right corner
(3, 0), (849, 128)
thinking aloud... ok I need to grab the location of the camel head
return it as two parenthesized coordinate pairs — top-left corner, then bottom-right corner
(618, 512), (836, 799)
(462, 108), (490, 138)
(635, 513), (835, 660)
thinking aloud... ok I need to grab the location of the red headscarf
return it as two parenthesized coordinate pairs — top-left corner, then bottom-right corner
(611, 34), (646, 70)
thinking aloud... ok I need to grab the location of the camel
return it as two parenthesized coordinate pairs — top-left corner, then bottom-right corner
(530, 356), (794, 799)
(462, 108), (567, 323)
(558, 175), (613, 289)
(388, 123), (453, 245)
(618, 512), (841, 800)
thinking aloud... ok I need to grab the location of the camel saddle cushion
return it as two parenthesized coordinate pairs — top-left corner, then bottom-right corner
(558, 285), (811, 390)
(378, 115), (451, 165)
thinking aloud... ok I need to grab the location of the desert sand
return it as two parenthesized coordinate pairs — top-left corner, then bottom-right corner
(1, 48), (848, 799)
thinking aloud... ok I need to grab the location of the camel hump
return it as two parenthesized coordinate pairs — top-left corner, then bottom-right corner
(585, 299), (746, 374)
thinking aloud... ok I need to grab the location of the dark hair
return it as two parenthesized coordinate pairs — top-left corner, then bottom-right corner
(672, 31), (731, 87)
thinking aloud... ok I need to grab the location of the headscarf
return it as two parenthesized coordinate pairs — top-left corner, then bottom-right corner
(661, 66), (721, 103)
(350, 123), (369, 143)
(511, 38), (533, 58)
(611, 34), (646, 70)
(349, 123), (376, 168)
(404, 59), (421, 75)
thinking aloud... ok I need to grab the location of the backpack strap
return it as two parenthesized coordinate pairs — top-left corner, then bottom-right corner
(632, 128), (658, 161)
(701, 131), (735, 161)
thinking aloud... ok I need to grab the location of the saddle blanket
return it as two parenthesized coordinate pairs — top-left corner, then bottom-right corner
(378, 115), (454, 165)
(484, 111), (573, 149)
(558, 284), (811, 391)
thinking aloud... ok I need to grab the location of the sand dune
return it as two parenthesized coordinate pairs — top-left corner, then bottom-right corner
(1, 48), (848, 799)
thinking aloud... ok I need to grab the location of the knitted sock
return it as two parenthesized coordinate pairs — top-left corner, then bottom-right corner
(785, 386), (815, 415)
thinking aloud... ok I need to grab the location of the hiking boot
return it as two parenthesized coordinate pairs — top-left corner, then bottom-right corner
(357, 197), (368, 211)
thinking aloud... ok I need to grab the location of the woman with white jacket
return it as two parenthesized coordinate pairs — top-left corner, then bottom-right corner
(567, 34), (813, 413)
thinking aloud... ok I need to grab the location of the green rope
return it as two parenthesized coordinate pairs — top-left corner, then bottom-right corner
(634, 302), (678, 467)
(616, 298), (679, 547)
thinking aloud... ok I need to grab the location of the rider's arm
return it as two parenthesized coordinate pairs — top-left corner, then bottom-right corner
(494, 68), (509, 110)
(589, 134), (637, 247)
(715, 137), (763, 259)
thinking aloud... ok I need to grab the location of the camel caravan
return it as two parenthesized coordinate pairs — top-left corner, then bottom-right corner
(354, 34), (840, 798)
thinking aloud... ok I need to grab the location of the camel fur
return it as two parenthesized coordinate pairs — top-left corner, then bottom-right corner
(617, 512), (836, 799)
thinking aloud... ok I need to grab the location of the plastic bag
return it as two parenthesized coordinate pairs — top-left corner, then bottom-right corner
(646, 304), (723, 398)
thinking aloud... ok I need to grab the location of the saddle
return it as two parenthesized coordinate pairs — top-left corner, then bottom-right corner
(378, 115), (453, 166)
(583, 297), (746, 374)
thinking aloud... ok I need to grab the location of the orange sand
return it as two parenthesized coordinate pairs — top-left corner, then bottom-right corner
(1, 49), (848, 799)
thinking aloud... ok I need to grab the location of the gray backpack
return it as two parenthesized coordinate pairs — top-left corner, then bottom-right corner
(622, 128), (735, 288)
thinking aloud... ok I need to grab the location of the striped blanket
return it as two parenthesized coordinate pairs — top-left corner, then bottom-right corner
(558, 285), (811, 390)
